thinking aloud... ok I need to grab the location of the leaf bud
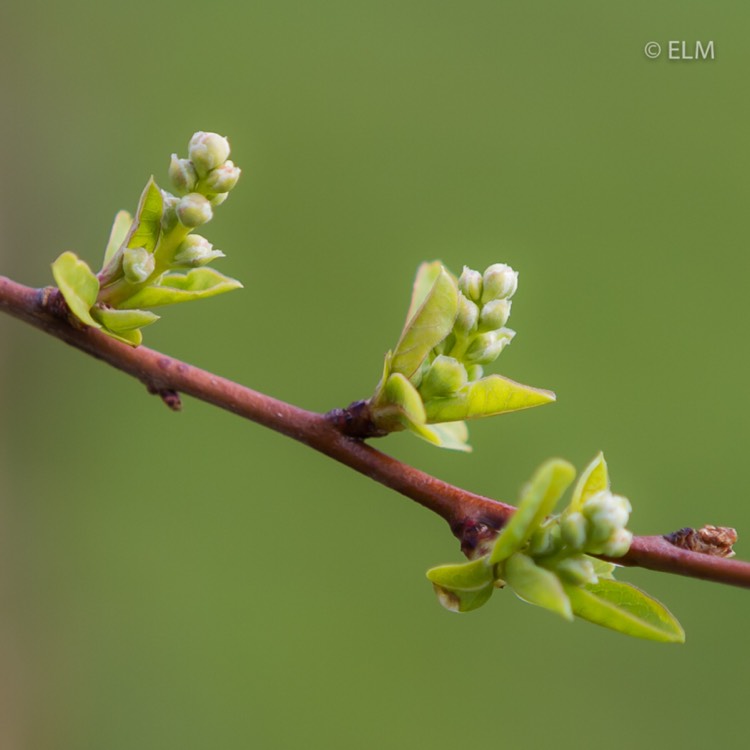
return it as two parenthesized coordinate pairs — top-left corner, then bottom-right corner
(188, 131), (231, 177)
(173, 235), (225, 267)
(168, 154), (198, 195)
(454, 293), (479, 334)
(176, 193), (214, 227)
(458, 266), (483, 303)
(478, 298), (512, 332)
(556, 556), (597, 585)
(122, 247), (155, 284)
(481, 263), (518, 303)
(560, 512), (588, 550)
(202, 160), (241, 194)
(419, 355), (468, 400)
(464, 329), (515, 365)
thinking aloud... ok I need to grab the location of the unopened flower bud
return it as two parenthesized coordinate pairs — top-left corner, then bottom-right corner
(173, 235), (225, 267)
(161, 191), (180, 233)
(556, 556), (597, 585)
(478, 299), (512, 331)
(122, 247), (155, 284)
(465, 364), (484, 381)
(168, 154), (198, 195)
(420, 356), (468, 400)
(454, 294), (479, 333)
(176, 193), (213, 227)
(600, 529), (633, 558)
(188, 131), (231, 177)
(528, 523), (561, 557)
(464, 329), (515, 365)
(481, 263), (518, 303)
(202, 160), (241, 194)
(458, 266), (483, 303)
(561, 512), (588, 550)
(208, 192), (229, 207)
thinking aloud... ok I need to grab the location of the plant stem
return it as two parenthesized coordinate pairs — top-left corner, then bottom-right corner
(2, 274), (750, 589)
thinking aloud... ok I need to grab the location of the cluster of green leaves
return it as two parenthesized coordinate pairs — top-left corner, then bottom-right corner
(368, 261), (554, 451)
(427, 454), (685, 643)
(51, 132), (242, 345)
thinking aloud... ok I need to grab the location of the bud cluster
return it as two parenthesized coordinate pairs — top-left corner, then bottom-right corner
(414, 263), (519, 401)
(166, 132), (241, 229)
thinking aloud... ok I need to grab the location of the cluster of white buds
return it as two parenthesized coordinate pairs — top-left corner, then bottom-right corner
(561, 491), (633, 557)
(166, 132), (242, 229)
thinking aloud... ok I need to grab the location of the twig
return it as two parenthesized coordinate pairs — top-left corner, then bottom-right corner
(2, 275), (750, 589)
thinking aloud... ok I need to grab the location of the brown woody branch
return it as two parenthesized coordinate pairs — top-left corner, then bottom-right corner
(2, 275), (750, 588)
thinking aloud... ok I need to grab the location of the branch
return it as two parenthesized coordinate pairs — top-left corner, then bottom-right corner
(2, 274), (750, 589)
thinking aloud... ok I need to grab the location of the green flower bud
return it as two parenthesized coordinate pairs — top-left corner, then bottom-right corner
(208, 192), (229, 207)
(188, 131), (231, 177)
(481, 263), (518, 303)
(600, 529), (633, 557)
(454, 294), (479, 334)
(173, 235), (225, 267)
(560, 512), (588, 550)
(528, 522), (561, 557)
(419, 355), (468, 400)
(458, 266), (483, 302)
(202, 160), (241, 194)
(176, 193), (213, 227)
(161, 191), (180, 233)
(122, 247), (155, 284)
(168, 154), (198, 195)
(464, 329), (515, 365)
(478, 299), (512, 332)
(556, 556), (597, 585)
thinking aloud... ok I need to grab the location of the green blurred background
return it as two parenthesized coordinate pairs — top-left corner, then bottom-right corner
(1, 1), (749, 748)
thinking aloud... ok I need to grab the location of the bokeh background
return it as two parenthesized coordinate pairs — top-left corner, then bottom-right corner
(1, 1), (749, 748)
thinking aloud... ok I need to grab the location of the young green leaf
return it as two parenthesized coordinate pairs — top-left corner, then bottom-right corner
(123, 177), (163, 252)
(91, 307), (160, 332)
(102, 326), (143, 346)
(102, 210), (133, 267)
(405, 261), (446, 322)
(503, 552), (573, 621)
(563, 580), (685, 643)
(390, 266), (458, 379)
(51, 252), (101, 329)
(119, 268), (243, 308)
(421, 421), (471, 452)
(423, 374), (555, 423)
(432, 581), (494, 613)
(426, 556), (493, 592)
(569, 452), (609, 513)
(490, 459), (576, 564)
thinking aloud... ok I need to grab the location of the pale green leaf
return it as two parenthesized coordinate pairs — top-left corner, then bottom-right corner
(503, 553), (573, 621)
(588, 556), (617, 580)
(102, 210), (133, 266)
(92, 306), (160, 332)
(421, 421), (472, 452)
(564, 580), (685, 643)
(119, 268), (243, 308)
(383, 373), (426, 425)
(490, 459), (576, 564)
(391, 267), (458, 379)
(426, 556), (493, 592)
(569, 452), (609, 513)
(424, 374), (555, 423)
(101, 326), (143, 347)
(405, 261), (444, 322)
(51, 251), (101, 328)
(124, 177), (163, 252)
(432, 581), (494, 613)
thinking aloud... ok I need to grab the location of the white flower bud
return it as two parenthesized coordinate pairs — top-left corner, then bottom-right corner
(458, 267), (483, 302)
(173, 235), (225, 267)
(556, 556), (597, 585)
(481, 263), (518, 303)
(161, 191), (180, 233)
(478, 299), (512, 331)
(600, 529), (633, 558)
(454, 294), (479, 333)
(168, 154), (198, 195)
(176, 193), (213, 227)
(464, 328), (515, 365)
(122, 247), (155, 284)
(188, 131), (231, 177)
(202, 160), (241, 194)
